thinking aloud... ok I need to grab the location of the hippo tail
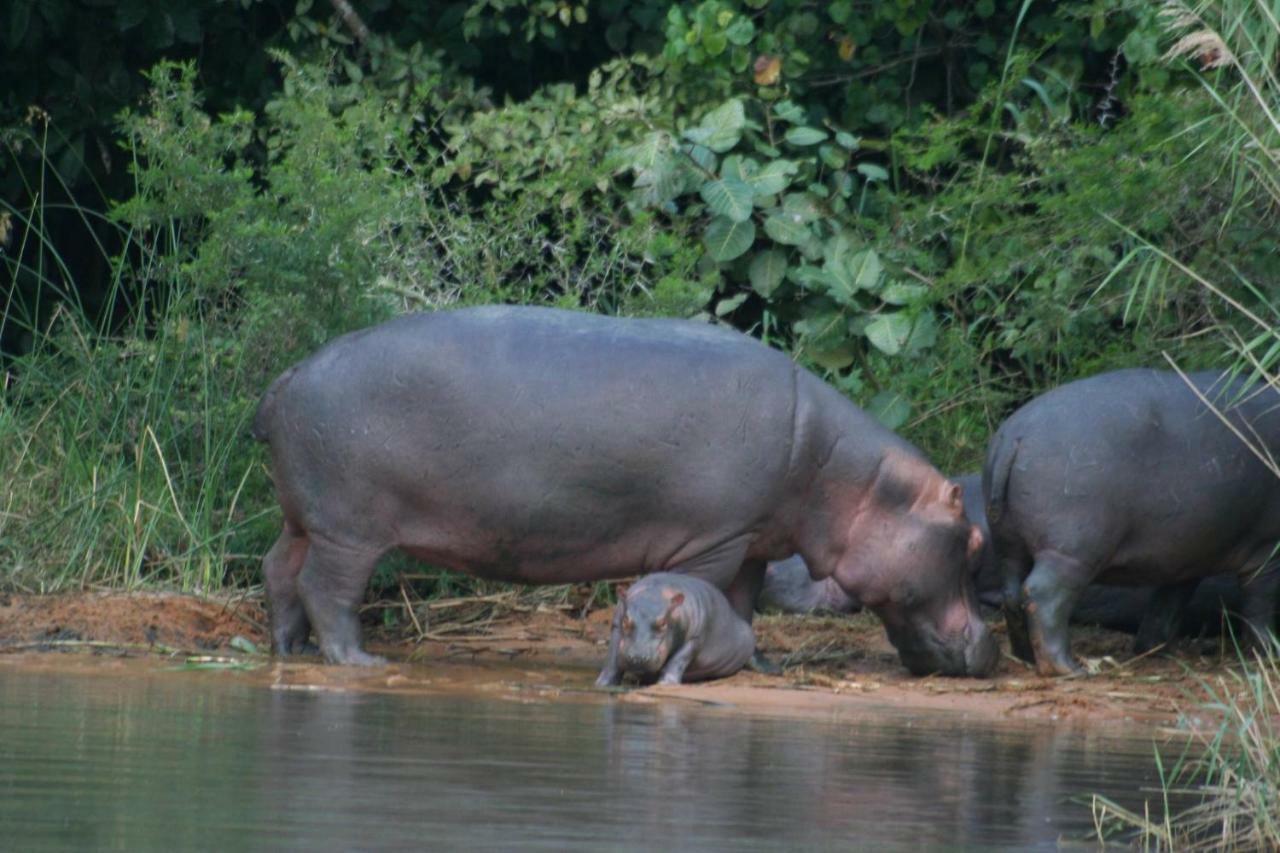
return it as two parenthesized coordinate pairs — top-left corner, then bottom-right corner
(983, 430), (1019, 526)
(251, 365), (297, 443)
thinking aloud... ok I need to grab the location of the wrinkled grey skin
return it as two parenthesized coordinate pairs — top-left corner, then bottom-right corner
(595, 573), (756, 685)
(762, 473), (996, 616)
(255, 306), (997, 676)
(984, 369), (1280, 676)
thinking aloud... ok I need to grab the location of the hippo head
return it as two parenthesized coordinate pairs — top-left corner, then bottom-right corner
(831, 455), (998, 678)
(615, 588), (686, 677)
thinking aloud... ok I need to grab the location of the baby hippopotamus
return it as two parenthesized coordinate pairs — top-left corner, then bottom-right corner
(595, 574), (756, 686)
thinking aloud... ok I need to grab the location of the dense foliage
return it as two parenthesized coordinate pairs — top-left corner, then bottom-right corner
(2, 1), (1276, 594)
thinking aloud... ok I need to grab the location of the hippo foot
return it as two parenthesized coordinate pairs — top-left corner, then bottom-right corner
(323, 646), (388, 667)
(594, 670), (622, 688)
(277, 640), (321, 657)
(657, 673), (685, 686)
(1003, 606), (1036, 664)
(746, 651), (781, 675)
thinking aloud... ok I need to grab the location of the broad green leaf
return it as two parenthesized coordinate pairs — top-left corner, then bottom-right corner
(686, 143), (717, 171)
(835, 131), (859, 150)
(716, 291), (750, 316)
(865, 312), (913, 355)
(905, 311), (938, 354)
(880, 282), (927, 305)
(748, 250), (788, 298)
(772, 100), (806, 123)
(868, 390), (911, 430)
(790, 265), (832, 288)
(619, 131), (672, 172)
(857, 162), (889, 182)
(725, 17), (755, 45)
(700, 176), (754, 222)
(785, 126), (829, 146)
(819, 144), (846, 169)
(810, 343), (856, 370)
(720, 154), (759, 182)
(763, 211), (812, 246)
(849, 249), (884, 291)
(782, 192), (822, 223)
(684, 99), (745, 153)
(747, 159), (799, 196)
(704, 216), (756, 262)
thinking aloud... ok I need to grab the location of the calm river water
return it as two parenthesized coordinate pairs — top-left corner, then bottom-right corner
(0, 664), (1171, 850)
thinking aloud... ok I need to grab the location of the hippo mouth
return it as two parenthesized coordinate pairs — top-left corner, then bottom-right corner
(887, 619), (999, 678)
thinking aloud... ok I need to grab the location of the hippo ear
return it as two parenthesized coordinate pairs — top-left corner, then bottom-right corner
(669, 592), (685, 610)
(942, 480), (964, 512)
(967, 525), (985, 560)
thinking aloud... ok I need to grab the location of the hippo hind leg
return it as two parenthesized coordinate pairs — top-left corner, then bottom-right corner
(264, 522), (315, 656)
(296, 535), (387, 666)
(1238, 559), (1280, 648)
(1022, 550), (1091, 676)
(1133, 580), (1198, 655)
(999, 554), (1036, 665)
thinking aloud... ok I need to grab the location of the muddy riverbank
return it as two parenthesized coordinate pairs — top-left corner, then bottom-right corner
(0, 590), (1240, 728)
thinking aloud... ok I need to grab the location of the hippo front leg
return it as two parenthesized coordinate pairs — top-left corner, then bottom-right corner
(594, 605), (626, 687)
(724, 559), (779, 674)
(657, 639), (699, 685)
(1022, 551), (1090, 676)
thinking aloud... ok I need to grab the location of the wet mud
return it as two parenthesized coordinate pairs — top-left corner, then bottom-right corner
(0, 590), (1242, 727)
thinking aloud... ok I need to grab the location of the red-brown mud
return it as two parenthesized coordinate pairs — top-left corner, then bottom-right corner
(0, 591), (1238, 727)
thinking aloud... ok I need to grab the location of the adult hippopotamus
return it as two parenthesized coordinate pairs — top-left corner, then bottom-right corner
(985, 368), (1280, 675)
(595, 573), (755, 685)
(254, 306), (996, 676)
(760, 472), (996, 615)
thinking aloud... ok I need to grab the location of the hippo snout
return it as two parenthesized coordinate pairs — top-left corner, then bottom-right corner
(891, 617), (998, 678)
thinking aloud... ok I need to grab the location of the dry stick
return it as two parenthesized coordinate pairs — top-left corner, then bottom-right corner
(400, 579), (426, 641)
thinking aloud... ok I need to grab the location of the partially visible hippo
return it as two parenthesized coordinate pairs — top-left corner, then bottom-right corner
(595, 573), (755, 685)
(255, 306), (997, 676)
(760, 473), (996, 615)
(1072, 575), (1256, 646)
(758, 554), (861, 615)
(985, 368), (1280, 676)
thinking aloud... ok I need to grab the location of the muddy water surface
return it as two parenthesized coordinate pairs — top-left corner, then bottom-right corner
(0, 658), (1173, 850)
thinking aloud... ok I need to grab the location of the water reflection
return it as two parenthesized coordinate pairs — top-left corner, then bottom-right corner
(0, 667), (1168, 850)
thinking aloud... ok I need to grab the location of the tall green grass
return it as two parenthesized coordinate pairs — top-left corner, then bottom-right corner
(1088, 4), (1280, 847)
(1090, 637), (1280, 850)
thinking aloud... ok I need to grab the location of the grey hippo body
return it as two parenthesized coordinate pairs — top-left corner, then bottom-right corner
(595, 573), (756, 685)
(254, 306), (997, 676)
(984, 368), (1280, 676)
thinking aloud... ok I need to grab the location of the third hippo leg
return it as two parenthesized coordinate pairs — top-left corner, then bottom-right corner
(1022, 550), (1091, 677)
(1000, 555), (1036, 664)
(296, 535), (388, 667)
(724, 558), (778, 674)
(1238, 559), (1280, 648)
(594, 604), (625, 687)
(657, 639), (698, 685)
(1133, 580), (1198, 654)
(263, 521), (314, 656)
